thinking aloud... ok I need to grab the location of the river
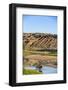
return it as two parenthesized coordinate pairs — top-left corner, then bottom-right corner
(24, 66), (57, 74)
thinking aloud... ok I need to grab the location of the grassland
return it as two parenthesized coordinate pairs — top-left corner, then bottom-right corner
(24, 49), (57, 57)
(23, 69), (42, 75)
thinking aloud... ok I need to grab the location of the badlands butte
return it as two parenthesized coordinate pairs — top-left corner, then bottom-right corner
(23, 33), (57, 50)
(23, 33), (57, 67)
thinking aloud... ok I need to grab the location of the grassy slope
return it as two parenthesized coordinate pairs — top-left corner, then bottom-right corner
(23, 69), (42, 75)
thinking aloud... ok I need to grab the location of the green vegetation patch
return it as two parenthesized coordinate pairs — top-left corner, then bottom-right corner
(48, 51), (57, 56)
(23, 69), (42, 75)
(24, 49), (57, 57)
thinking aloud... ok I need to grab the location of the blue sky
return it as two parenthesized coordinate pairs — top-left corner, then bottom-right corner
(23, 15), (57, 34)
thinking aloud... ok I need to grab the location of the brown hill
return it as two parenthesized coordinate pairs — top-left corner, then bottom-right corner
(23, 33), (57, 50)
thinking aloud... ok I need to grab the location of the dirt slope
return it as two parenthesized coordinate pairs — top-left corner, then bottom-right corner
(23, 33), (57, 50)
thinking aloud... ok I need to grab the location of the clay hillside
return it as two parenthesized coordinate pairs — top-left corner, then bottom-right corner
(23, 33), (57, 50)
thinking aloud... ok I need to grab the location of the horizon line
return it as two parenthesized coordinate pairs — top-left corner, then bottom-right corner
(23, 32), (57, 34)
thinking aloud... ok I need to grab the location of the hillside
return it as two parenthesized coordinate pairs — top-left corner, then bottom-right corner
(23, 33), (57, 50)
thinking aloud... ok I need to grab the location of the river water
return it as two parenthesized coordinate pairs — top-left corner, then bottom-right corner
(25, 66), (57, 74)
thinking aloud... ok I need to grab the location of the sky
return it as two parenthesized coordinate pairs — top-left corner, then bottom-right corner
(23, 15), (57, 34)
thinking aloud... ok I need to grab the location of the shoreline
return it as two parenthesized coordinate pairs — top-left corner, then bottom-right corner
(24, 64), (57, 69)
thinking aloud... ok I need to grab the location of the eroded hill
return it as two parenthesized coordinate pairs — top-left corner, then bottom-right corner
(23, 33), (57, 50)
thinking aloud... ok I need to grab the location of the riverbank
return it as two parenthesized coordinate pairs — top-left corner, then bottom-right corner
(24, 54), (57, 68)
(23, 69), (42, 75)
(23, 65), (57, 75)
